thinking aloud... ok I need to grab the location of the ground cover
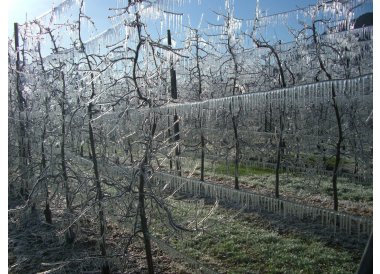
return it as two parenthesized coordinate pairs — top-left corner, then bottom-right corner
(152, 196), (367, 273)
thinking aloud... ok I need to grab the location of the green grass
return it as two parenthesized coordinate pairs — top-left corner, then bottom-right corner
(214, 163), (275, 176)
(322, 179), (373, 202)
(152, 198), (362, 274)
(198, 159), (373, 206)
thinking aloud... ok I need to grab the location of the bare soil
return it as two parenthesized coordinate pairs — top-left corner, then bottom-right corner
(8, 196), (188, 274)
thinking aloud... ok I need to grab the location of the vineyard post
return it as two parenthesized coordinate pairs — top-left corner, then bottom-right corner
(167, 29), (181, 176)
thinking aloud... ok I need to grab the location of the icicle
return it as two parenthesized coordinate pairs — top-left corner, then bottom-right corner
(321, 210), (325, 226)
(368, 221), (372, 235)
(348, 216), (352, 235)
(358, 218), (362, 237)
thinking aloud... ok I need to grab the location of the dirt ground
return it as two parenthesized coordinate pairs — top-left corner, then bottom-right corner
(9, 175), (371, 274)
(8, 197), (189, 274)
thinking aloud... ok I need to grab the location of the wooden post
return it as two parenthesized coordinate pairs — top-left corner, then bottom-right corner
(167, 29), (181, 176)
(167, 29), (177, 99)
(356, 232), (372, 274)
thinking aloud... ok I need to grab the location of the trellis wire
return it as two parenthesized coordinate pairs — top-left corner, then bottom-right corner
(152, 172), (372, 237)
(71, 154), (372, 238)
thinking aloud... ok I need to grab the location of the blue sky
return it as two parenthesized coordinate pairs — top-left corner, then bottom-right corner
(7, 0), (374, 54)
(8, 0), (320, 37)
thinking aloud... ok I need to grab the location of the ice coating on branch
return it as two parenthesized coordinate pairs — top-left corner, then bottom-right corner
(143, 75), (372, 126)
(148, 171), (372, 236)
(84, 21), (125, 53)
(223, 0), (243, 42)
(118, 1), (185, 35)
(255, 0), (370, 29)
(10, 0), (373, 242)
(37, 0), (81, 23)
(255, 0), (260, 19)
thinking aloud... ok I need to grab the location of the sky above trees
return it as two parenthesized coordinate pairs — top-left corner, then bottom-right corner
(8, 0), (320, 36)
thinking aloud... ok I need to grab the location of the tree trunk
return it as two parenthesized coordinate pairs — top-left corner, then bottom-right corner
(174, 113), (181, 176)
(331, 84), (342, 211)
(60, 71), (75, 243)
(200, 131), (205, 182)
(232, 115), (239, 190)
(275, 116), (284, 198)
(41, 123), (52, 224)
(138, 119), (157, 274)
(14, 22), (28, 198)
(88, 103), (109, 273)
(44, 203), (52, 224)
(79, 0), (109, 265)
(312, 20), (342, 211)
(139, 164), (154, 274)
